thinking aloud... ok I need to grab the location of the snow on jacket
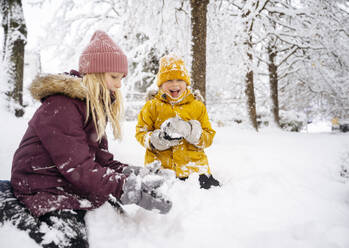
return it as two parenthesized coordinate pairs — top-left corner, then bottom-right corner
(11, 74), (127, 217)
(135, 89), (216, 178)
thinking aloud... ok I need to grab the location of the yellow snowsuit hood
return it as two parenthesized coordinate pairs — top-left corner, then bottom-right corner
(135, 89), (216, 178)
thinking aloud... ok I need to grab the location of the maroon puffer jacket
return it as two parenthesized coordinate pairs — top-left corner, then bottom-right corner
(11, 74), (127, 217)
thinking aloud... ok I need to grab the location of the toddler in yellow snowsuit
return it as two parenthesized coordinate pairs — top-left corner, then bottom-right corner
(135, 54), (220, 189)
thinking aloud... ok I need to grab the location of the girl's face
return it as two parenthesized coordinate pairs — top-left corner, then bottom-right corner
(161, 79), (187, 99)
(105, 72), (124, 91)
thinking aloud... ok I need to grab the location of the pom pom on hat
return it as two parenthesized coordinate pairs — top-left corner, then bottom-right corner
(79, 30), (128, 76)
(156, 54), (190, 87)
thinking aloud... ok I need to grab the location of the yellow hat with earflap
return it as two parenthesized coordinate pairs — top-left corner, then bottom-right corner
(156, 54), (191, 87)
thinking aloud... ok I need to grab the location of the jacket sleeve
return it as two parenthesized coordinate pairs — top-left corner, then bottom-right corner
(31, 96), (125, 202)
(135, 101), (155, 150)
(195, 101), (216, 149)
(96, 136), (128, 173)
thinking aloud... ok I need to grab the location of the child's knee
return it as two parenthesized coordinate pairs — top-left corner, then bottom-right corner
(0, 180), (28, 223)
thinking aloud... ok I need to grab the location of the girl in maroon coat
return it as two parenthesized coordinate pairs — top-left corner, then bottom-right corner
(1, 30), (171, 248)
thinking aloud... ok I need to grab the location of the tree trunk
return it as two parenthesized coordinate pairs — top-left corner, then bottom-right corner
(1, 0), (27, 117)
(267, 44), (280, 127)
(190, 0), (209, 102)
(245, 51), (258, 130)
(243, 9), (258, 131)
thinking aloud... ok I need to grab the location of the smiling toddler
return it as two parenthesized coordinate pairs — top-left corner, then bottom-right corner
(135, 54), (220, 189)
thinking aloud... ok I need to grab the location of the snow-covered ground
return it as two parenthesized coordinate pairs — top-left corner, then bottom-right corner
(1, 107), (349, 248)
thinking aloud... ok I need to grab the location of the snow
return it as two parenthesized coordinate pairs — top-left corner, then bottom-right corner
(1, 107), (349, 247)
(307, 121), (332, 133)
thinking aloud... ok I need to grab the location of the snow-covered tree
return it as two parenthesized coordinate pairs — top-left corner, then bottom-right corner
(225, 0), (349, 129)
(229, 0), (273, 130)
(278, 0), (349, 122)
(1, 0), (27, 117)
(256, 0), (314, 127)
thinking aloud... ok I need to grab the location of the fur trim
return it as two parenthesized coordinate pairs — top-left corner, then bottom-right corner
(30, 74), (86, 101)
(146, 88), (204, 102)
(192, 89), (205, 102)
(146, 89), (158, 101)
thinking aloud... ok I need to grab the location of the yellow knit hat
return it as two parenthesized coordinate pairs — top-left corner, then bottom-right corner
(156, 54), (191, 87)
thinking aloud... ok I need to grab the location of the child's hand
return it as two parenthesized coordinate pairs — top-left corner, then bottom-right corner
(123, 161), (162, 176)
(122, 165), (147, 176)
(162, 117), (202, 145)
(120, 174), (172, 214)
(150, 129), (180, 151)
(161, 116), (189, 139)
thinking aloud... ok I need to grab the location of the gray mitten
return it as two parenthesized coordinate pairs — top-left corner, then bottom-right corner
(162, 117), (202, 145)
(122, 165), (147, 176)
(149, 129), (180, 151)
(120, 174), (172, 214)
(123, 162), (163, 177)
(145, 160), (162, 174)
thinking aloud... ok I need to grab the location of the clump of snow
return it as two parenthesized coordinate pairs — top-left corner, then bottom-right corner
(79, 199), (92, 208)
(160, 117), (183, 139)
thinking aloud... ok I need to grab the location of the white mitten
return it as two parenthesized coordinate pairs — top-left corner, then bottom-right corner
(185, 120), (202, 145)
(150, 129), (180, 151)
(162, 117), (202, 145)
(161, 116), (190, 140)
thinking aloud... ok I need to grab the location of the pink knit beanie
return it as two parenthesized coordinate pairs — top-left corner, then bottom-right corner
(79, 30), (128, 76)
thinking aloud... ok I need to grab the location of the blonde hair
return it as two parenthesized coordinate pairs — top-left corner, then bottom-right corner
(82, 73), (124, 141)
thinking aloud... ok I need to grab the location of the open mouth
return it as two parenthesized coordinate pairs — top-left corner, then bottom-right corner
(169, 89), (181, 98)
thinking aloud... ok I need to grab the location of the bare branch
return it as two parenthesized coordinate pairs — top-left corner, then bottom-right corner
(277, 46), (298, 67)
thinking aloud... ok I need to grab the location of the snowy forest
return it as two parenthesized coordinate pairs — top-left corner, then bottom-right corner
(1, 1), (349, 248)
(1, 0), (348, 130)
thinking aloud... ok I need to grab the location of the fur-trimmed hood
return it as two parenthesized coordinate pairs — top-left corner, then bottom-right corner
(29, 74), (86, 101)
